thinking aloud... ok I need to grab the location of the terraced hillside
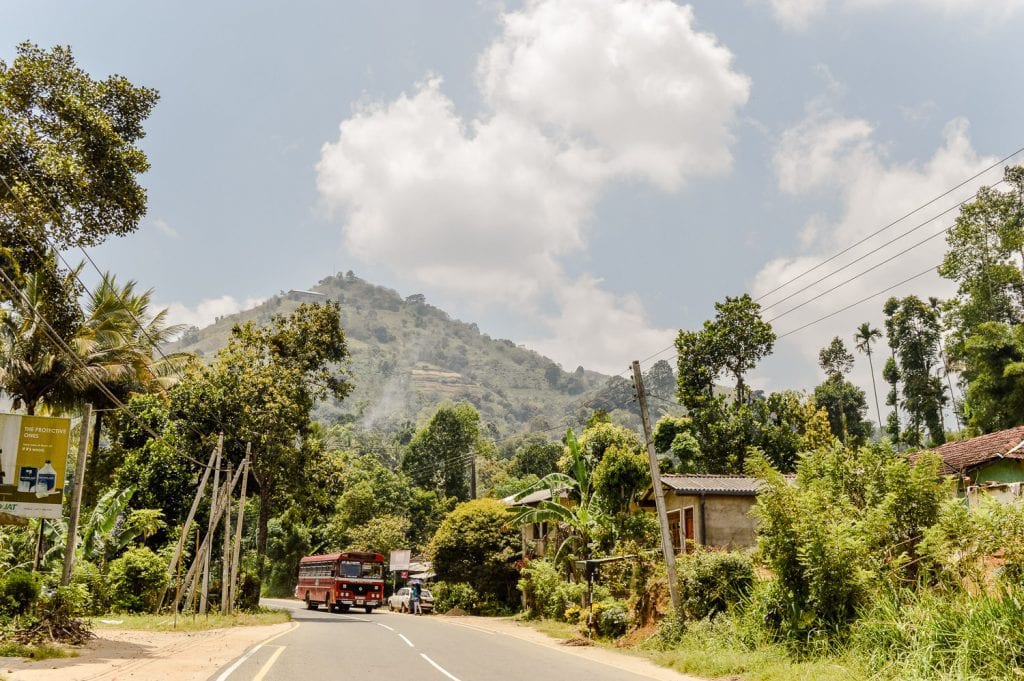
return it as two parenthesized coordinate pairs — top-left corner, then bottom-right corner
(169, 271), (679, 436)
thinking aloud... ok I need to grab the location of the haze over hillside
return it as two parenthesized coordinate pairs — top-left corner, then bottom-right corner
(170, 271), (683, 436)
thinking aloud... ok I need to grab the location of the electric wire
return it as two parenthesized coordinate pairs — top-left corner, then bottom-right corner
(755, 146), (1024, 304)
(758, 184), (1002, 314)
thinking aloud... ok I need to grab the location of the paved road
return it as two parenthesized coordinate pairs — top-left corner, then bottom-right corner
(209, 598), (683, 681)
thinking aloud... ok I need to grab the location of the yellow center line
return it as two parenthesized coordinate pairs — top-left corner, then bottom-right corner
(252, 645), (286, 681)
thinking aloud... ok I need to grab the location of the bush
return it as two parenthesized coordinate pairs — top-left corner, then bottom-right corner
(677, 549), (754, 621)
(237, 573), (261, 611)
(517, 559), (588, 620)
(72, 561), (109, 615)
(591, 598), (629, 638)
(1, 570), (39, 616)
(107, 547), (166, 613)
(432, 581), (478, 613)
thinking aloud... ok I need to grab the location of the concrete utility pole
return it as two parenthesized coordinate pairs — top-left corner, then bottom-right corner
(469, 454), (477, 499)
(631, 360), (681, 616)
(61, 403), (93, 585)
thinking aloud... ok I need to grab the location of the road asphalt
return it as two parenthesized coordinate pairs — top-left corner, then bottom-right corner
(209, 598), (701, 681)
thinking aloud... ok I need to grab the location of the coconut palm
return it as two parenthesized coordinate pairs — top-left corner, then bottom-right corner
(854, 322), (884, 437)
(0, 258), (85, 415)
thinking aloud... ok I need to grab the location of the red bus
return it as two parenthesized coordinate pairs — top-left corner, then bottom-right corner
(294, 551), (386, 614)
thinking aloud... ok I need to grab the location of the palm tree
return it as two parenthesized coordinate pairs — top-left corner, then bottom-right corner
(854, 322), (884, 438)
(510, 429), (601, 571)
(0, 258), (85, 415)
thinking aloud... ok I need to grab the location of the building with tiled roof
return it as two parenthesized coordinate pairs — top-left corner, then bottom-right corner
(918, 425), (1024, 503)
(639, 474), (766, 552)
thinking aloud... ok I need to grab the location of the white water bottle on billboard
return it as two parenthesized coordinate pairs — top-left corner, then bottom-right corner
(36, 460), (56, 497)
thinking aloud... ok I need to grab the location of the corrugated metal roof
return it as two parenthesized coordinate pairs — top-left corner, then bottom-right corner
(660, 474), (763, 496)
(919, 425), (1024, 475)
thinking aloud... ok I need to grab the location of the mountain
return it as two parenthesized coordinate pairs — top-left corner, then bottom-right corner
(170, 271), (682, 437)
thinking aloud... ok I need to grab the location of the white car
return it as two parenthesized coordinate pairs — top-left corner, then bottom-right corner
(387, 587), (434, 613)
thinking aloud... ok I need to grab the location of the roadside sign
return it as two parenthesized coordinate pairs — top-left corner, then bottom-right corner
(0, 414), (71, 519)
(389, 549), (411, 571)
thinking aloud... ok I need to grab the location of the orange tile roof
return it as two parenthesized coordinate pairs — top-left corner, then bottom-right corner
(922, 425), (1024, 475)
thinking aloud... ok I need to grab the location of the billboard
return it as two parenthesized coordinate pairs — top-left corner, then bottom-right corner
(0, 414), (71, 519)
(389, 549), (411, 571)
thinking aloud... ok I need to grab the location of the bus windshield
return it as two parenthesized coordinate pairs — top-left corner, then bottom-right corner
(338, 560), (383, 579)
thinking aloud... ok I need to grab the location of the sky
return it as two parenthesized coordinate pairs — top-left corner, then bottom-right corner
(4, 0), (1024, 414)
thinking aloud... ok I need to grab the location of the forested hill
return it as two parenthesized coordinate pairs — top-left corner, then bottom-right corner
(169, 271), (681, 436)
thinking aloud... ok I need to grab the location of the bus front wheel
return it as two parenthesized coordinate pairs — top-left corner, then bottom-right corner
(305, 594), (316, 610)
(365, 606), (373, 614)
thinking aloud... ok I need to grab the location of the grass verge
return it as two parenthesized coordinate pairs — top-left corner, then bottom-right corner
(92, 608), (291, 632)
(0, 641), (75, 661)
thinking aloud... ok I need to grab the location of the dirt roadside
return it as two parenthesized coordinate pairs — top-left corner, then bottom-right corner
(0, 621), (294, 681)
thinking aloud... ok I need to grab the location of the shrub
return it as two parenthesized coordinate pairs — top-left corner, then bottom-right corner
(72, 561), (110, 615)
(107, 546), (166, 613)
(591, 598), (629, 638)
(236, 573), (261, 611)
(429, 499), (520, 608)
(517, 559), (589, 620)
(432, 581), (478, 613)
(677, 549), (754, 621)
(1, 570), (39, 616)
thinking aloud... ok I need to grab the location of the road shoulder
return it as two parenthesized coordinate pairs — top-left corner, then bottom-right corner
(431, 614), (705, 681)
(0, 621), (293, 681)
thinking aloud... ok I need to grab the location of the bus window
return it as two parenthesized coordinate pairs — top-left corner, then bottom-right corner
(361, 563), (383, 579)
(339, 561), (361, 578)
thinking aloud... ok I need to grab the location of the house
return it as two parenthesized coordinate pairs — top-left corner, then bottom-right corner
(501, 488), (568, 558)
(920, 425), (1024, 504)
(638, 474), (763, 552)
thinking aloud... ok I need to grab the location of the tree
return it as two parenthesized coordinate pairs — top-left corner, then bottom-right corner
(592, 444), (649, 516)
(429, 498), (520, 607)
(939, 165), (1024, 361)
(401, 403), (483, 501)
(960, 321), (1024, 433)
(169, 302), (352, 576)
(506, 434), (562, 478)
(0, 256), (83, 414)
(883, 296), (946, 447)
(0, 43), (158, 287)
(854, 322), (884, 437)
(675, 294), (776, 472)
(814, 336), (870, 443)
(819, 336), (854, 380)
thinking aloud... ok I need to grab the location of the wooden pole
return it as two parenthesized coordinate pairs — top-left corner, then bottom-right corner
(61, 403), (93, 585)
(161, 440), (219, 611)
(228, 447), (250, 614)
(200, 435), (222, 615)
(220, 462), (232, 613)
(632, 360), (681, 616)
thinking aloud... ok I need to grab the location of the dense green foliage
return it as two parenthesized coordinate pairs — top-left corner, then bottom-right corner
(675, 549), (754, 622)
(428, 498), (520, 608)
(107, 547), (166, 613)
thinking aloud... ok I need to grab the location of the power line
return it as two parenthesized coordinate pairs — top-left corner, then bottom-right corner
(759, 184), (1001, 314)
(775, 265), (939, 340)
(755, 146), (1024, 304)
(765, 227), (947, 324)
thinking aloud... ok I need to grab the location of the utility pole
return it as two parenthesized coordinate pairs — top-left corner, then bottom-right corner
(469, 454), (477, 499)
(631, 360), (681, 616)
(61, 403), (93, 585)
(220, 462), (232, 614)
(200, 435), (222, 615)
(227, 446), (250, 614)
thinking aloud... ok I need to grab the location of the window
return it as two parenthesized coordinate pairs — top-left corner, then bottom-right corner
(531, 522), (548, 540)
(667, 510), (682, 553)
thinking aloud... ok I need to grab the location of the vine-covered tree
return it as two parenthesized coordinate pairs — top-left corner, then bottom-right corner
(814, 337), (870, 444)
(401, 402), (484, 501)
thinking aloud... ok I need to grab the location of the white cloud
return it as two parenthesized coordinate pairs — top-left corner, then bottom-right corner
(527, 276), (677, 374)
(153, 218), (178, 238)
(753, 112), (997, 399)
(765, 0), (1024, 29)
(317, 0), (749, 372)
(162, 295), (265, 330)
(479, 0), (750, 189)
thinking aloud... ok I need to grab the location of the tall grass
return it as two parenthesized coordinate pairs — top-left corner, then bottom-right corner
(851, 585), (1024, 680)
